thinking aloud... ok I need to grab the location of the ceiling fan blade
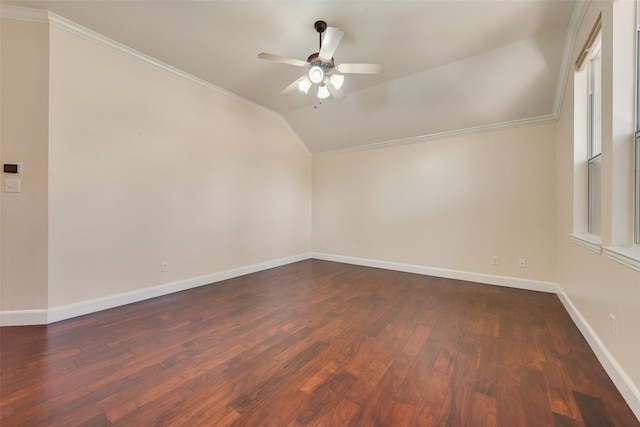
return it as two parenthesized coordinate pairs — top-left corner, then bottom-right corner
(258, 52), (308, 67)
(280, 75), (308, 96)
(319, 27), (344, 60)
(336, 63), (384, 74)
(326, 80), (345, 100)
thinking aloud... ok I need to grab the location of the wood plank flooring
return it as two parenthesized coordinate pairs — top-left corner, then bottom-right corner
(1, 260), (638, 426)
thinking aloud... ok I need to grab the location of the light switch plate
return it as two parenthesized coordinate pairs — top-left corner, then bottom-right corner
(5, 179), (20, 193)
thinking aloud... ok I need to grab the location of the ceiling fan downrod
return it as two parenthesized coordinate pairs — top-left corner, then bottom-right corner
(314, 20), (327, 50)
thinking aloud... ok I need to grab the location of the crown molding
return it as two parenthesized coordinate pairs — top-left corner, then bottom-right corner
(551, 0), (589, 119)
(2, 3), (589, 157)
(45, 11), (281, 118)
(0, 4), (48, 23)
(1, 5), (312, 156)
(313, 114), (556, 157)
(0, 5), (287, 122)
(312, 0), (590, 158)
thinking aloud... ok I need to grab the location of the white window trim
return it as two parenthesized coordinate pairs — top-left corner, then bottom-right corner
(587, 153), (602, 235)
(635, 132), (640, 245)
(605, 246), (640, 272)
(587, 33), (603, 237)
(609, 5), (640, 268)
(636, 14), (640, 245)
(571, 16), (602, 250)
(570, 233), (603, 253)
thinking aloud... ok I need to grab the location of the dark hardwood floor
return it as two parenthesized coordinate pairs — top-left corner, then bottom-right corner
(1, 260), (638, 426)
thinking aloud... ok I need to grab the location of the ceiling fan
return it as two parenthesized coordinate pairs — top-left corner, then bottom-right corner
(258, 20), (384, 101)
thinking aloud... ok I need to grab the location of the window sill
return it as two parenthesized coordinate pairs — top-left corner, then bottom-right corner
(604, 246), (640, 273)
(569, 233), (603, 254)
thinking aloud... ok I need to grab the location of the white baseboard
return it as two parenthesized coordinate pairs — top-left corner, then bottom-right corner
(0, 253), (310, 326)
(312, 252), (640, 422)
(557, 289), (640, 421)
(0, 309), (48, 326)
(311, 252), (559, 293)
(0, 254), (556, 326)
(2, 252), (638, 421)
(46, 253), (310, 324)
(0, 254), (555, 326)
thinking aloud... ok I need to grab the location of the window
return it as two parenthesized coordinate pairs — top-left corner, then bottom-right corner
(587, 34), (602, 236)
(572, 16), (602, 249)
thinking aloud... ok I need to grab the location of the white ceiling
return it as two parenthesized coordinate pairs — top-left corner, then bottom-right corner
(2, 0), (580, 154)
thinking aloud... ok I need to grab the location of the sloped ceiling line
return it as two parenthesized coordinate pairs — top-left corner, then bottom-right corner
(312, 114), (557, 158)
(552, 0), (589, 119)
(0, 4), (311, 156)
(1, 3), (583, 156)
(314, 0), (588, 158)
(0, 3), (47, 22)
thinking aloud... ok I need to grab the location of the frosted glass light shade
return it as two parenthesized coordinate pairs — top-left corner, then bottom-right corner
(329, 74), (344, 90)
(317, 84), (330, 99)
(308, 66), (324, 84)
(298, 78), (312, 93)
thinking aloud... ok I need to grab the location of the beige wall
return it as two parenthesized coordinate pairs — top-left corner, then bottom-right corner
(556, 0), (640, 393)
(312, 122), (557, 282)
(46, 27), (311, 307)
(0, 19), (49, 311)
(0, 19), (311, 312)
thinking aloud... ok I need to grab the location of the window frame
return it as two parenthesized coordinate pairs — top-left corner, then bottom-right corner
(587, 34), (603, 236)
(635, 5), (640, 245)
(635, 132), (639, 244)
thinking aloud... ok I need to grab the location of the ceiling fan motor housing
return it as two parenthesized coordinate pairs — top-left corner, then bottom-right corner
(306, 52), (335, 70)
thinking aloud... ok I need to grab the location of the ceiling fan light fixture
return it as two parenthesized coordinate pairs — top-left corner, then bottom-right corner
(298, 77), (312, 94)
(259, 20), (383, 100)
(308, 65), (324, 84)
(317, 84), (331, 99)
(329, 74), (344, 90)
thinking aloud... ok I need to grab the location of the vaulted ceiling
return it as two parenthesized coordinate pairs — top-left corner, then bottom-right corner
(2, 0), (581, 154)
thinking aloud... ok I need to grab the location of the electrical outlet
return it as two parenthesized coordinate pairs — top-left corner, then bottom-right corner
(491, 256), (499, 265)
(518, 258), (526, 268)
(161, 262), (169, 273)
(609, 314), (617, 336)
